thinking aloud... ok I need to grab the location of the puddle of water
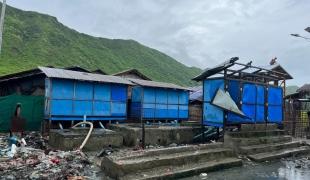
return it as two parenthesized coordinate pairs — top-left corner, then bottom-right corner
(181, 156), (310, 180)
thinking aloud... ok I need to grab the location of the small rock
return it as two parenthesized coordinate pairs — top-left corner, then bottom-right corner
(200, 172), (208, 179)
(169, 143), (177, 147)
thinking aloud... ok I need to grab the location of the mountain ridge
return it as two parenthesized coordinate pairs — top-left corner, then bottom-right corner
(0, 3), (202, 86)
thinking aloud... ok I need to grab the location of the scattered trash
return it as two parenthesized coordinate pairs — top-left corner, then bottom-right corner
(0, 132), (96, 179)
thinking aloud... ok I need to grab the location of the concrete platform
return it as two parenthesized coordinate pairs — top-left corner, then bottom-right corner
(225, 124), (310, 162)
(109, 123), (201, 146)
(248, 146), (310, 162)
(49, 128), (123, 151)
(239, 141), (301, 155)
(240, 123), (278, 131)
(100, 143), (242, 179)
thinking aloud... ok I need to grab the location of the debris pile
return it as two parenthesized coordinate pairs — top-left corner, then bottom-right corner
(0, 132), (97, 179)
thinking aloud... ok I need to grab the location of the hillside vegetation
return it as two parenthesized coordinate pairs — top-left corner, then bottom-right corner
(0, 3), (202, 86)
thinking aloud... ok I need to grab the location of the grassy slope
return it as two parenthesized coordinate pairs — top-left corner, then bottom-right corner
(0, 4), (202, 86)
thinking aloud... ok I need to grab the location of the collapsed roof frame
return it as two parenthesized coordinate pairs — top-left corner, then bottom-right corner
(193, 57), (290, 86)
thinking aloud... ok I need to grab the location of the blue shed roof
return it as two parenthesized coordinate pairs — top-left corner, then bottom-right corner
(39, 67), (133, 85)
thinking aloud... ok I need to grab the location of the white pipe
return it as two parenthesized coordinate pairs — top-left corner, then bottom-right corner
(99, 121), (105, 129)
(72, 121), (93, 151)
(58, 123), (63, 130)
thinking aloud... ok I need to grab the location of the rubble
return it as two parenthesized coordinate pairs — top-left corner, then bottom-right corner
(0, 132), (98, 180)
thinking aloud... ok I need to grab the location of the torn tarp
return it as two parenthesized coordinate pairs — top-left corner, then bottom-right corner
(211, 89), (245, 116)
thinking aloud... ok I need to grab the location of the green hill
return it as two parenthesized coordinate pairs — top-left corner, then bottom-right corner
(0, 3), (201, 86)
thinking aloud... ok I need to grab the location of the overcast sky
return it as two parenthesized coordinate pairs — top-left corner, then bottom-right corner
(6, 0), (310, 86)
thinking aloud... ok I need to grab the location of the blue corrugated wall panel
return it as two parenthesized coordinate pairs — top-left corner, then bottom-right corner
(130, 102), (141, 118)
(143, 104), (155, 118)
(168, 90), (178, 104)
(167, 105), (178, 118)
(203, 79), (224, 102)
(256, 105), (265, 123)
(179, 91), (189, 104)
(203, 79), (283, 126)
(203, 79), (224, 126)
(242, 83), (256, 104)
(73, 100), (92, 115)
(111, 85), (127, 101)
(94, 84), (111, 101)
(256, 85), (265, 104)
(242, 104), (256, 120)
(228, 80), (240, 102)
(156, 89), (168, 104)
(50, 100), (72, 115)
(111, 102), (126, 116)
(203, 102), (223, 127)
(52, 79), (74, 99)
(132, 86), (142, 102)
(179, 105), (188, 119)
(75, 81), (93, 100)
(268, 106), (282, 123)
(47, 79), (127, 121)
(144, 88), (156, 103)
(93, 101), (110, 116)
(268, 86), (283, 123)
(130, 86), (189, 120)
(155, 104), (167, 118)
(268, 87), (282, 105)
(256, 85), (265, 123)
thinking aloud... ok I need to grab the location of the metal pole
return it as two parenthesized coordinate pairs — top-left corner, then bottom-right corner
(0, 0), (7, 54)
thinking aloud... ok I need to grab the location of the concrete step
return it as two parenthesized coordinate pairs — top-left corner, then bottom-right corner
(119, 143), (223, 160)
(121, 158), (242, 180)
(116, 148), (234, 174)
(240, 123), (278, 132)
(231, 135), (292, 146)
(239, 141), (301, 155)
(227, 130), (286, 138)
(101, 143), (240, 179)
(248, 146), (310, 162)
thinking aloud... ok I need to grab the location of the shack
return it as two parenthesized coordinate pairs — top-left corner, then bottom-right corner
(0, 67), (133, 132)
(193, 57), (291, 128)
(189, 86), (203, 123)
(128, 78), (190, 121)
(284, 84), (310, 137)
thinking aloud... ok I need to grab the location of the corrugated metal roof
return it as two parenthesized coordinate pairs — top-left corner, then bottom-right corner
(190, 86), (203, 102)
(39, 67), (133, 85)
(127, 78), (190, 91)
(192, 57), (239, 81)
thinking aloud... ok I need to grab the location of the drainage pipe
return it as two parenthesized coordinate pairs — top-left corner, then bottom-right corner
(71, 121), (93, 151)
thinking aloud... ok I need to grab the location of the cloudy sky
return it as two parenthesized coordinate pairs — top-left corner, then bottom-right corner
(7, 0), (310, 85)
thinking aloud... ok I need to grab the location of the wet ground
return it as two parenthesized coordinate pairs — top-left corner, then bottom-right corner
(182, 156), (310, 180)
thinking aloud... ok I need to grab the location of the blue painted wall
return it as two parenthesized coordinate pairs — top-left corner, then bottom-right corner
(45, 78), (128, 121)
(202, 79), (283, 126)
(130, 86), (189, 119)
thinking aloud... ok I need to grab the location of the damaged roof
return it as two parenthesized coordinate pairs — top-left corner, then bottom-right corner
(39, 67), (133, 85)
(192, 57), (239, 81)
(127, 78), (190, 90)
(192, 57), (291, 82)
